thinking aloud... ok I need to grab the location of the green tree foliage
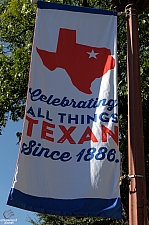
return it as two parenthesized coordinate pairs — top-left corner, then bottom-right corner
(0, 0), (149, 224)
(27, 214), (127, 225)
(0, 0), (36, 133)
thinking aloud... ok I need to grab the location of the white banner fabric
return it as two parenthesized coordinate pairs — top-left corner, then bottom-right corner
(7, 1), (122, 219)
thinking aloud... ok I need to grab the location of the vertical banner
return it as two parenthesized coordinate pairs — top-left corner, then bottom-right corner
(7, 1), (122, 219)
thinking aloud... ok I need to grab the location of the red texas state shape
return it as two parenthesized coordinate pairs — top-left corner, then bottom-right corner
(36, 28), (115, 94)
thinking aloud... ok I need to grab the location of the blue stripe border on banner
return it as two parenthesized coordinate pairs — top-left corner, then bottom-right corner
(7, 188), (122, 219)
(37, 1), (117, 16)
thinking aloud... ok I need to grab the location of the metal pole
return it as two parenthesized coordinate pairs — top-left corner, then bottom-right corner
(126, 4), (147, 225)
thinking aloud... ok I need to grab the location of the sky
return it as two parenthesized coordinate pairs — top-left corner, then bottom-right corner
(0, 119), (36, 225)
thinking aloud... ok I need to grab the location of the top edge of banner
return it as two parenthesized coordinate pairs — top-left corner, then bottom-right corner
(37, 1), (117, 16)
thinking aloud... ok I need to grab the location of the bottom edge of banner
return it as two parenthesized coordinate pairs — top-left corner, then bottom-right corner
(7, 188), (122, 219)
